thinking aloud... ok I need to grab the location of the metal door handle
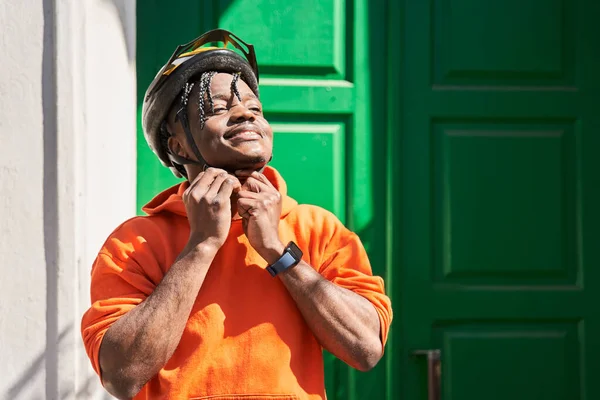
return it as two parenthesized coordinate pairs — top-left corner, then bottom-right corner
(411, 349), (441, 400)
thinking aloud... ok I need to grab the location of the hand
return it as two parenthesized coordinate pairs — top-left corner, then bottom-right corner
(235, 170), (284, 263)
(183, 168), (241, 250)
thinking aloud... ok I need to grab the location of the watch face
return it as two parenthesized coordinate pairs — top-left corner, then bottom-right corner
(286, 241), (303, 261)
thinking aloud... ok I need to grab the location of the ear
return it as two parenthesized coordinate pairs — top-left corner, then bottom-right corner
(167, 135), (188, 158)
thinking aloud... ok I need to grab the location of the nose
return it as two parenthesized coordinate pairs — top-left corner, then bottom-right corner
(230, 104), (255, 123)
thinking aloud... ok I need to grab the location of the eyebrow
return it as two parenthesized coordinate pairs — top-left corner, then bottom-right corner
(211, 92), (258, 101)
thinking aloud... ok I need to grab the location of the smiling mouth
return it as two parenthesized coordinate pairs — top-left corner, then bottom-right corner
(226, 130), (262, 141)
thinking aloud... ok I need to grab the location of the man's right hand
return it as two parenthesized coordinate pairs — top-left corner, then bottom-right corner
(99, 167), (240, 399)
(182, 167), (241, 249)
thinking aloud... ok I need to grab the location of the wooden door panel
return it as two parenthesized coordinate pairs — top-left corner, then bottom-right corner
(435, 322), (581, 400)
(218, 0), (346, 77)
(393, 0), (600, 399)
(432, 120), (578, 287)
(432, 0), (575, 86)
(270, 123), (346, 220)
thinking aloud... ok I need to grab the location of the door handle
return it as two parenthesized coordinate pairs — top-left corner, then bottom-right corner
(411, 349), (441, 400)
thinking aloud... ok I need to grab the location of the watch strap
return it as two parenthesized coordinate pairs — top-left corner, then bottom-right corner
(266, 249), (300, 277)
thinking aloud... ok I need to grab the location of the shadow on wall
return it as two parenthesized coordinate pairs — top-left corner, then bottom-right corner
(4, 325), (107, 400)
(102, 0), (136, 62)
(42, 0), (60, 397)
(19, 0), (111, 399)
(5, 1), (133, 399)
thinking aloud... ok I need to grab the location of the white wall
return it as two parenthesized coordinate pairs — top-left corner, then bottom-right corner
(0, 0), (48, 397)
(0, 0), (136, 398)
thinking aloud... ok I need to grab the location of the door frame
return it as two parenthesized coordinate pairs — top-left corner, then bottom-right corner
(386, 0), (405, 397)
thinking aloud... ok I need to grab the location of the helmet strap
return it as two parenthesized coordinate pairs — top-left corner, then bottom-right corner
(169, 106), (208, 170)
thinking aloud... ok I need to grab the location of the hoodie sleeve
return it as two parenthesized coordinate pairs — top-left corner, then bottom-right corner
(80, 220), (161, 378)
(316, 215), (393, 348)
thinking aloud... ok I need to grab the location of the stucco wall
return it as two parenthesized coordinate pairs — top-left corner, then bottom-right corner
(0, 0), (48, 396)
(0, 0), (136, 398)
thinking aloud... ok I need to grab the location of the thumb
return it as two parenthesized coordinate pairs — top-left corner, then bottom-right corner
(228, 174), (242, 193)
(242, 178), (262, 193)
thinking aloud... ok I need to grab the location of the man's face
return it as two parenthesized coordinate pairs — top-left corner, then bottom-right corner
(169, 72), (273, 174)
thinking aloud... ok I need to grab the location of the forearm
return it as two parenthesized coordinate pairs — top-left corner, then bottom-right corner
(278, 262), (383, 371)
(99, 241), (217, 399)
(234, 170), (383, 371)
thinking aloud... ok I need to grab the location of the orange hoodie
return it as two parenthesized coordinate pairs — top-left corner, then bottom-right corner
(81, 167), (392, 400)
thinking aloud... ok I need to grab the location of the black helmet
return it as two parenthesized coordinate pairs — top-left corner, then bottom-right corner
(142, 29), (260, 177)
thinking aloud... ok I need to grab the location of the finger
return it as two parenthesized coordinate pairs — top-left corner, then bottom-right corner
(189, 167), (226, 189)
(242, 176), (272, 193)
(186, 168), (227, 200)
(227, 175), (242, 193)
(197, 168), (229, 193)
(234, 169), (255, 177)
(205, 173), (229, 200)
(236, 190), (262, 200)
(253, 171), (275, 187)
(183, 172), (203, 202)
(237, 198), (260, 218)
(202, 174), (241, 203)
(214, 176), (239, 202)
(241, 176), (261, 193)
(237, 195), (278, 216)
(185, 171), (205, 193)
(236, 170), (275, 188)
(200, 167), (229, 183)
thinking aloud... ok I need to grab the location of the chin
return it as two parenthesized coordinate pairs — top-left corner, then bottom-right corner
(238, 155), (269, 170)
(216, 152), (271, 172)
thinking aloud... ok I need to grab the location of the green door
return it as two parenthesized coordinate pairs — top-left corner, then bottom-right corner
(137, 1), (389, 398)
(391, 0), (600, 399)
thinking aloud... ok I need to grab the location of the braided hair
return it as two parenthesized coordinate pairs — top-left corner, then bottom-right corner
(158, 71), (245, 176)
(194, 71), (216, 129)
(230, 72), (242, 102)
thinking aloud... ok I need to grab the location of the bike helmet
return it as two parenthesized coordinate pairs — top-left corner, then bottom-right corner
(142, 29), (260, 177)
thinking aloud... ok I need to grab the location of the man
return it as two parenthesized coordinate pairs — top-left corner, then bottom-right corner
(81, 29), (392, 400)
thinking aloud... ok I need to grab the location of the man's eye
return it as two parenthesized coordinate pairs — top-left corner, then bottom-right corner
(213, 107), (227, 114)
(250, 106), (262, 112)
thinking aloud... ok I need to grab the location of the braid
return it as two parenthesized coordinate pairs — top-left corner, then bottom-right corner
(178, 82), (195, 114)
(230, 72), (242, 101)
(173, 81), (195, 131)
(205, 71), (218, 112)
(196, 71), (218, 129)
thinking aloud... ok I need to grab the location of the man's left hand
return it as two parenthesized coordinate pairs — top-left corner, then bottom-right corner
(236, 170), (285, 263)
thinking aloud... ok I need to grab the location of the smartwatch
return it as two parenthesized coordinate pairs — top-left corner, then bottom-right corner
(266, 241), (303, 277)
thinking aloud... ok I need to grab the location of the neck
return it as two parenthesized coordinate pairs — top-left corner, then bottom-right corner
(185, 165), (267, 184)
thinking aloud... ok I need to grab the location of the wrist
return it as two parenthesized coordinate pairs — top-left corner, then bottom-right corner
(258, 241), (286, 265)
(186, 233), (222, 256)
